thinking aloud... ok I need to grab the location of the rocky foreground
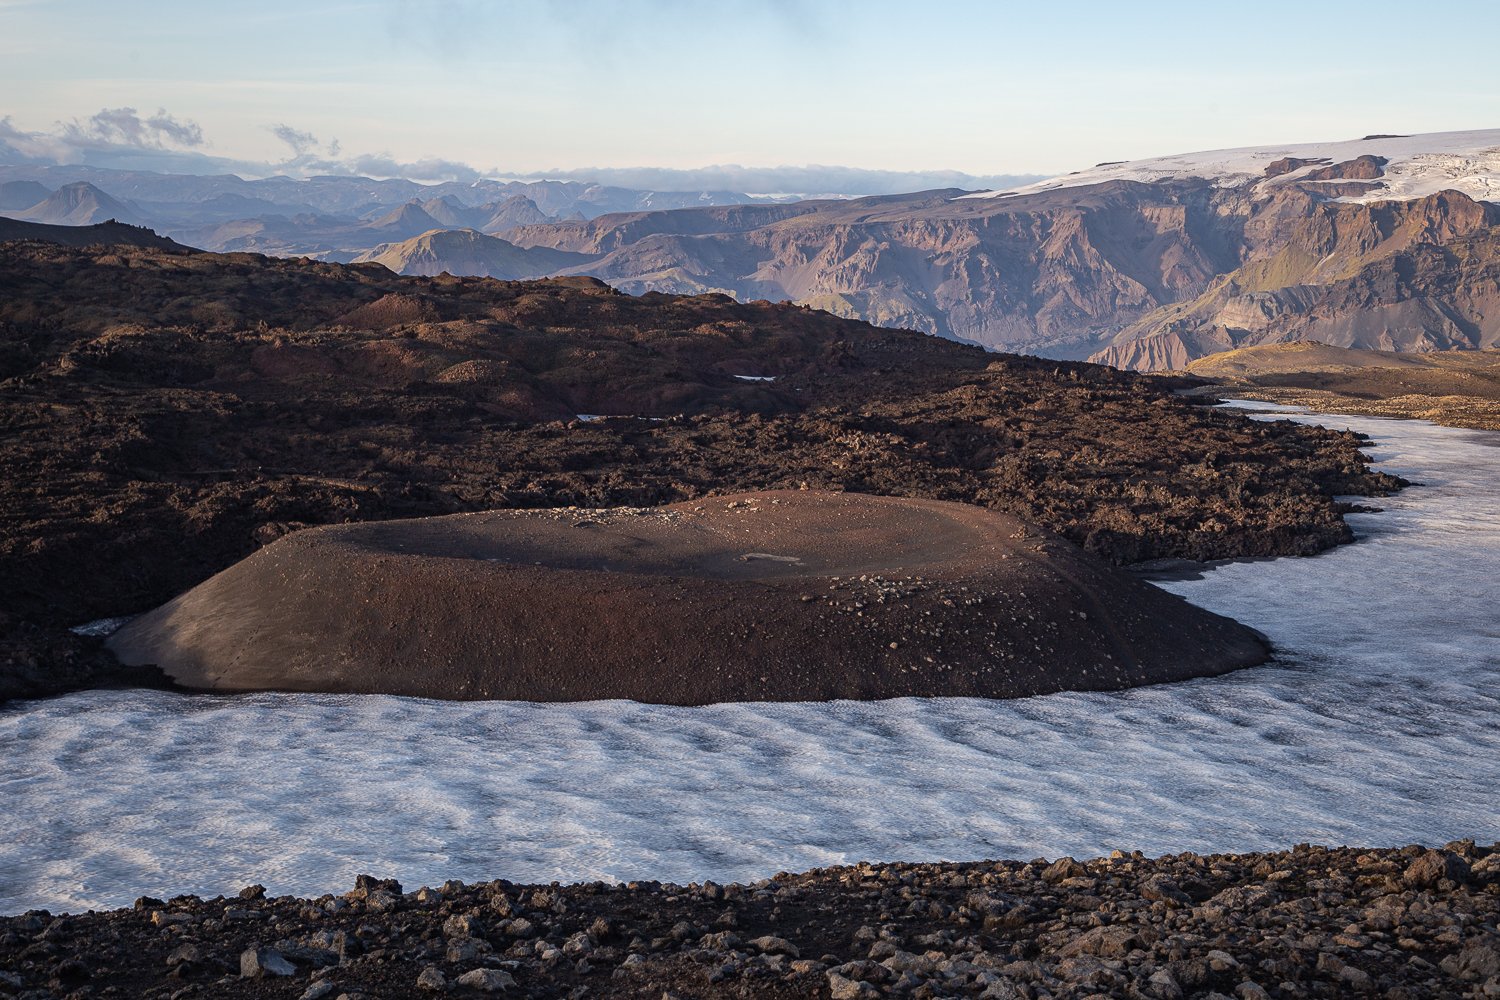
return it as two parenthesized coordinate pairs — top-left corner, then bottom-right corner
(3, 843), (1497, 999)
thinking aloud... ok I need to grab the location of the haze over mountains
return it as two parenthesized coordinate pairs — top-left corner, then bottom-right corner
(4, 129), (1499, 369)
(0, 169), (817, 261)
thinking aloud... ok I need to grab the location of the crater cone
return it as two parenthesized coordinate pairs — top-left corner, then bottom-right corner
(107, 490), (1269, 703)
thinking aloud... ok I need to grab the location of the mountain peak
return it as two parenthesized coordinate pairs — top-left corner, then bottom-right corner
(365, 201), (443, 234)
(13, 181), (144, 227)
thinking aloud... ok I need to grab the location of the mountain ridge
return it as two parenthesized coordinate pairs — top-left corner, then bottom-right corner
(496, 132), (1500, 367)
(351, 228), (592, 279)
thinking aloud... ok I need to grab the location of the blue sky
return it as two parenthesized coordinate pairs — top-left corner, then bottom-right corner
(3, 0), (1498, 179)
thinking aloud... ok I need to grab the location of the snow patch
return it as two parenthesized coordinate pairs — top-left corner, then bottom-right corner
(68, 616), (134, 638)
(576, 414), (664, 423)
(961, 129), (1500, 205)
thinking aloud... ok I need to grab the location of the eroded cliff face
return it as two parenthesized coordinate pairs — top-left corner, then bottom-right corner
(1092, 192), (1500, 369)
(509, 182), (1244, 358)
(437, 157), (1500, 368)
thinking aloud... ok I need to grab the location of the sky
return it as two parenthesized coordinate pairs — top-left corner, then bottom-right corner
(2, 0), (1498, 187)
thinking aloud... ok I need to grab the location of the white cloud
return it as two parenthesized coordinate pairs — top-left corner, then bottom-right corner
(268, 123), (321, 158)
(59, 107), (205, 150)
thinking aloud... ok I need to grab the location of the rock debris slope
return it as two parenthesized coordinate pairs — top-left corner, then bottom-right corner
(2, 842), (1496, 997)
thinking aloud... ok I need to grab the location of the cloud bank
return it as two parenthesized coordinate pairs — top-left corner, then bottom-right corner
(61, 107), (205, 150)
(504, 164), (1042, 196)
(0, 108), (1041, 196)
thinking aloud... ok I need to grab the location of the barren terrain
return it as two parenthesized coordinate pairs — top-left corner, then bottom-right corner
(0, 240), (1403, 701)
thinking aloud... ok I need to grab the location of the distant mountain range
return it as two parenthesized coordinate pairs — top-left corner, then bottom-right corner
(4, 130), (1499, 368)
(501, 131), (1500, 367)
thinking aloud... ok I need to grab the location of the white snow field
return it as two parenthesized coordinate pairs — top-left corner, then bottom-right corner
(960, 129), (1500, 205)
(1, 406), (1497, 913)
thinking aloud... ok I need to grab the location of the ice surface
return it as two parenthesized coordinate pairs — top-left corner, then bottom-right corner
(959, 129), (1500, 205)
(3, 408), (1499, 913)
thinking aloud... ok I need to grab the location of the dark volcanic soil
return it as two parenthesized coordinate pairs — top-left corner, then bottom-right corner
(0, 240), (1404, 701)
(2, 842), (1496, 999)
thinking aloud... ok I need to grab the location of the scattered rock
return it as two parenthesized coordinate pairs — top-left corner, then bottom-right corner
(749, 934), (799, 957)
(443, 912), (483, 938)
(456, 967), (516, 992)
(240, 945), (295, 978)
(1441, 936), (1500, 981)
(164, 943), (203, 968)
(1404, 849), (1471, 888)
(3, 842), (1497, 998)
(826, 971), (879, 999)
(1058, 925), (1142, 958)
(1140, 873), (1191, 905)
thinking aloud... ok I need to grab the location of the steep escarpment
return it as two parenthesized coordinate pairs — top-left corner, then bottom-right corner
(0, 241), (1401, 700)
(510, 182), (1242, 357)
(507, 177), (1500, 367)
(1093, 191), (1500, 369)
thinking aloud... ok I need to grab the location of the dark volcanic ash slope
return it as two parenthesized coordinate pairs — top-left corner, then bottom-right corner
(0, 240), (1401, 700)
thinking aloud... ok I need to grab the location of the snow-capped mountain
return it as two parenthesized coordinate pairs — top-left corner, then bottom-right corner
(967, 130), (1500, 206)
